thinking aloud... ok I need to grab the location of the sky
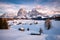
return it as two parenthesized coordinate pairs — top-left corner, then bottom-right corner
(0, 0), (60, 15)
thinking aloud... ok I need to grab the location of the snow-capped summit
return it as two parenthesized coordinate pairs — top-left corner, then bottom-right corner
(17, 8), (27, 18)
(0, 7), (49, 19)
(17, 8), (27, 16)
(16, 8), (48, 19)
(28, 8), (46, 18)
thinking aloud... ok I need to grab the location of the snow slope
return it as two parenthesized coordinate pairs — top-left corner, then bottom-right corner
(0, 28), (47, 40)
(8, 20), (60, 35)
(0, 20), (60, 40)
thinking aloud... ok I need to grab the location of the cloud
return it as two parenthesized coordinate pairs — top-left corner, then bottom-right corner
(0, 1), (60, 16)
(0, 3), (18, 15)
(0, 3), (35, 15)
(0, 2), (41, 15)
(39, 0), (60, 15)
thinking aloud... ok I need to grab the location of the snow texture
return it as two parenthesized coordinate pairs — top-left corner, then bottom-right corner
(0, 20), (60, 40)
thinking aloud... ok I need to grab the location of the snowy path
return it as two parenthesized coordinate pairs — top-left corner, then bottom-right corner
(0, 28), (47, 40)
(0, 28), (60, 40)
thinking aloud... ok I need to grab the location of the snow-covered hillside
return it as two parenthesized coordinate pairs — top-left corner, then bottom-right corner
(8, 20), (60, 35)
(0, 28), (47, 40)
(0, 20), (60, 40)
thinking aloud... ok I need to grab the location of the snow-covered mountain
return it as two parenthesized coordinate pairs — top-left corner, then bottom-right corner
(1, 13), (17, 18)
(17, 8), (48, 18)
(17, 8), (28, 18)
(17, 8), (27, 16)
(28, 8), (47, 18)
(1, 8), (49, 18)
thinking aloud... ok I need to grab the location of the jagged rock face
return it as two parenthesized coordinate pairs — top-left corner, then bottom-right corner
(17, 8), (48, 18)
(17, 8), (27, 16)
(29, 9), (40, 17)
(0, 8), (49, 18)
(28, 8), (45, 18)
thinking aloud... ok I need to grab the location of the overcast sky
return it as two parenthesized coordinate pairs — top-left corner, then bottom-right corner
(0, 0), (60, 15)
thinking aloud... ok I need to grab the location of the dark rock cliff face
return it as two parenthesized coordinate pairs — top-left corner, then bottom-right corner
(17, 8), (27, 16)
(28, 9), (45, 17)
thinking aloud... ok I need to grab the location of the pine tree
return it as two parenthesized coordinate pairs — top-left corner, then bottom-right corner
(45, 19), (51, 30)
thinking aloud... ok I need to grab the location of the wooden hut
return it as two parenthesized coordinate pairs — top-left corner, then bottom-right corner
(0, 18), (8, 29)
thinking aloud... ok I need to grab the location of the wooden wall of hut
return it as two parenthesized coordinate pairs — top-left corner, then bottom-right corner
(0, 18), (8, 29)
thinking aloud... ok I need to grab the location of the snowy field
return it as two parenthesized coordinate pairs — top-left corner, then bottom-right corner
(0, 20), (60, 40)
